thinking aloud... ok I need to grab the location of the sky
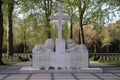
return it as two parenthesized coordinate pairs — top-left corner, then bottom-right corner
(109, 11), (120, 23)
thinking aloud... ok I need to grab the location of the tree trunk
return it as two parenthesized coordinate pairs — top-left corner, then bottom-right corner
(23, 30), (26, 54)
(46, 19), (51, 38)
(94, 43), (97, 53)
(7, 1), (14, 58)
(79, 16), (85, 44)
(70, 16), (73, 39)
(107, 45), (109, 53)
(0, 0), (4, 65)
(77, 0), (86, 44)
(44, 0), (52, 39)
(80, 25), (85, 44)
(119, 44), (120, 53)
(78, 29), (81, 44)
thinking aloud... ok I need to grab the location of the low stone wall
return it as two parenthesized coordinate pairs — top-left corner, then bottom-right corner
(2, 53), (32, 60)
(2, 53), (120, 62)
(89, 53), (120, 62)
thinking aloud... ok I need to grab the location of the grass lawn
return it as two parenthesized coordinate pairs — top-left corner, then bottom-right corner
(107, 62), (120, 67)
(98, 61), (120, 67)
(2, 57), (29, 65)
(2, 59), (21, 65)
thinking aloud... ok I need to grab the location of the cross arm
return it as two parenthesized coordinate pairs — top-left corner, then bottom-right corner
(49, 16), (58, 20)
(62, 15), (71, 20)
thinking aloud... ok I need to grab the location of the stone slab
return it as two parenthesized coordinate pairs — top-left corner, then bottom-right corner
(54, 76), (74, 79)
(80, 79), (101, 80)
(76, 75), (98, 79)
(80, 68), (103, 73)
(55, 78), (76, 80)
(20, 67), (103, 73)
(21, 67), (39, 70)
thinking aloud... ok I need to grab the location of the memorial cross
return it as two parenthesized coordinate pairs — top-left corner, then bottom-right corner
(49, 1), (71, 40)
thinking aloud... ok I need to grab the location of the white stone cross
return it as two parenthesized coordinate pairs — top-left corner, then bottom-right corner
(49, 2), (71, 40)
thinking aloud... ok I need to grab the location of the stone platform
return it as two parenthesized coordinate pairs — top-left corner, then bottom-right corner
(20, 67), (103, 73)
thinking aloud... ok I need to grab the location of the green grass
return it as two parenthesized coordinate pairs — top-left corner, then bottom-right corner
(98, 61), (120, 67)
(2, 59), (21, 65)
(2, 57), (29, 65)
(107, 62), (120, 66)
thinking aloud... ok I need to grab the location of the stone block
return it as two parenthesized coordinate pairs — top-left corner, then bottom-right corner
(55, 39), (65, 52)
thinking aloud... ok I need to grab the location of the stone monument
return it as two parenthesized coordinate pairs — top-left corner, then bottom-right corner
(32, 0), (89, 70)
(49, 1), (71, 52)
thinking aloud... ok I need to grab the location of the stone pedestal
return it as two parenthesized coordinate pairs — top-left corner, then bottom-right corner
(32, 44), (89, 70)
(55, 39), (65, 52)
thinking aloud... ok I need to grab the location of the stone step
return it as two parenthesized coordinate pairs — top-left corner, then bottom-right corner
(20, 67), (103, 74)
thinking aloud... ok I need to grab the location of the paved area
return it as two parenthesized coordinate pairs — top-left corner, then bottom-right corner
(0, 61), (120, 80)
(0, 73), (120, 80)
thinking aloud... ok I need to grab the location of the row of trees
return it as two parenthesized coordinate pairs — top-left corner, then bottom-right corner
(83, 21), (120, 53)
(0, 0), (120, 64)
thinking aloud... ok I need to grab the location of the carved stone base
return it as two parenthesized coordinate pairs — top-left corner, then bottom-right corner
(32, 50), (89, 70)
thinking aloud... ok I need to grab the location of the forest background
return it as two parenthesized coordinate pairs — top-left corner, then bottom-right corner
(0, 0), (120, 57)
